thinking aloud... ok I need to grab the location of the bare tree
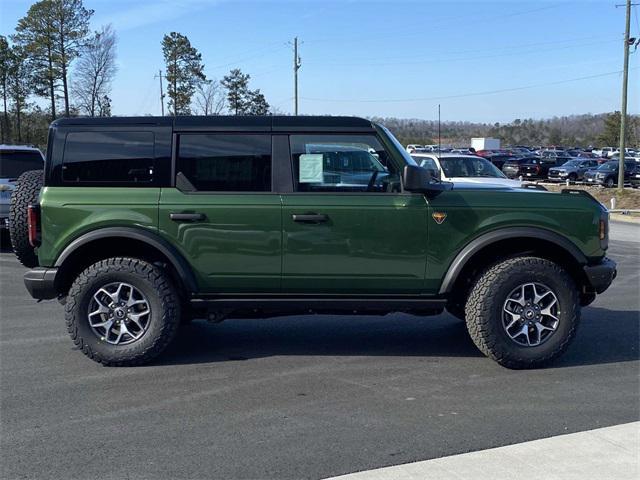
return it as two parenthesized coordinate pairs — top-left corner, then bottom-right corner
(73, 25), (116, 117)
(193, 79), (225, 115)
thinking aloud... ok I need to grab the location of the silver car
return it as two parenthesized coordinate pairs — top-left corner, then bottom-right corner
(0, 145), (44, 229)
(547, 159), (599, 182)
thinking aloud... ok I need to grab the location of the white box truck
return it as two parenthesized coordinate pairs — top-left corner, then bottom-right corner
(471, 137), (501, 151)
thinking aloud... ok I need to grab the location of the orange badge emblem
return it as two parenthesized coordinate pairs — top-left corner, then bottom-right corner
(432, 212), (447, 224)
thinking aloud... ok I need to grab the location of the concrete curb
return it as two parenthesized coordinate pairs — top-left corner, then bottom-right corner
(325, 422), (640, 480)
(611, 214), (640, 224)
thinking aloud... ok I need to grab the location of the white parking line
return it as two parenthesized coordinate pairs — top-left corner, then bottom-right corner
(325, 422), (639, 480)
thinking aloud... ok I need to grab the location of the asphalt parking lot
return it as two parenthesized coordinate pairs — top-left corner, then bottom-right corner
(1, 223), (639, 480)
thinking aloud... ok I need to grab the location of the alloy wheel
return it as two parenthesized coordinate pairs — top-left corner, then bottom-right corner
(502, 282), (560, 347)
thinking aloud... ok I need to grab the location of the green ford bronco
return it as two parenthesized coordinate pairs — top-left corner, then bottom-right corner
(11, 116), (616, 368)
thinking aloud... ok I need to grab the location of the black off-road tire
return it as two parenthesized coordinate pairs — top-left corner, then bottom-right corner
(9, 169), (43, 268)
(568, 173), (577, 183)
(465, 256), (580, 369)
(65, 257), (181, 366)
(605, 176), (615, 188)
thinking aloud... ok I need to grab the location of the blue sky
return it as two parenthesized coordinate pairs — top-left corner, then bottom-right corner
(1, 0), (638, 122)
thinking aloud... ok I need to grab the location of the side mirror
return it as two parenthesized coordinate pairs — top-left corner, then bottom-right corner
(403, 165), (452, 194)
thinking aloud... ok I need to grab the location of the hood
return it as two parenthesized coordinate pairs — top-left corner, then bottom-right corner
(448, 177), (522, 188)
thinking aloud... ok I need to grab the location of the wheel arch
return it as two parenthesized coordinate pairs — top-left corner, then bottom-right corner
(53, 227), (198, 297)
(439, 227), (588, 296)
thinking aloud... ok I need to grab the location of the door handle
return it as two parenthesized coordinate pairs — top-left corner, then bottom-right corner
(170, 212), (205, 222)
(292, 213), (329, 224)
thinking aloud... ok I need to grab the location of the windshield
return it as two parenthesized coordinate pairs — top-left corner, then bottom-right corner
(439, 156), (506, 178)
(562, 160), (581, 167)
(598, 162), (617, 171)
(0, 150), (44, 178)
(377, 125), (418, 166)
(412, 157), (440, 177)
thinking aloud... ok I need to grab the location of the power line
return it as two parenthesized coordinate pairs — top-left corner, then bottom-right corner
(307, 38), (619, 68)
(313, 34), (616, 65)
(300, 68), (639, 104)
(304, 3), (563, 44)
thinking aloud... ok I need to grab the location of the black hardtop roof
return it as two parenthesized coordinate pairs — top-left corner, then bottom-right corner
(51, 115), (376, 132)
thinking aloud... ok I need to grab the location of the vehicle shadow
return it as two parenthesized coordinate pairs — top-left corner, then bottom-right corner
(155, 306), (639, 368)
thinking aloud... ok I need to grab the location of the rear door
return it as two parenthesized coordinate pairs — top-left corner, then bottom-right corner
(158, 133), (282, 293)
(280, 133), (428, 294)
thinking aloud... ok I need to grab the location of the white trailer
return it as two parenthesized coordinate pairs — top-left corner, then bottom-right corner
(471, 137), (501, 151)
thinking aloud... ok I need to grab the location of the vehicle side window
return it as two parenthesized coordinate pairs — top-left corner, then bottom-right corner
(62, 131), (154, 183)
(0, 151), (43, 178)
(289, 134), (400, 193)
(177, 134), (271, 192)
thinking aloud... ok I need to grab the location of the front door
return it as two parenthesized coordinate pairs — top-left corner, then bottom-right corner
(281, 133), (429, 294)
(159, 133), (281, 293)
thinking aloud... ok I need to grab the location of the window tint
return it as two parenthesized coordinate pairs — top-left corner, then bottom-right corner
(177, 134), (271, 192)
(290, 134), (400, 193)
(62, 131), (154, 183)
(0, 151), (43, 178)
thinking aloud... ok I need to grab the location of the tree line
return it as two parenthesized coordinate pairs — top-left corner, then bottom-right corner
(376, 112), (640, 148)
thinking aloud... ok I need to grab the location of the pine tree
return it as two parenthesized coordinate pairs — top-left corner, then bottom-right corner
(246, 89), (270, 115)
(221, 68), (250, 115)
(7, 45), (33, 142)
(162, 32), (206, 115)
(13, 0), (59, 120)
(0, 36), (11, 142)
(13, 0), (92, 119)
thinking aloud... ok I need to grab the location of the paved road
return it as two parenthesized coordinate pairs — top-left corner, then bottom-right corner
(1, 223), (638, 480)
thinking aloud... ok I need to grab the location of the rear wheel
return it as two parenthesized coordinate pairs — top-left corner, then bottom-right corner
(465, 256), (580, 369)
(9, 170), (43, 268)
(65, 257), (181, 366)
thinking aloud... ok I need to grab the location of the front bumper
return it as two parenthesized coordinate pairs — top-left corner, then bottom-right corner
(584, 176), (605, 185)
(24, 268), (59, 300)
(583, 257), (617, 294)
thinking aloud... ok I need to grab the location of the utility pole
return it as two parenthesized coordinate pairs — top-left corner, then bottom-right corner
(293, 37), (302, 115)
(154, 70), (165, 116)
(437, 104), (441, 155)
(616, 0), (636, 190)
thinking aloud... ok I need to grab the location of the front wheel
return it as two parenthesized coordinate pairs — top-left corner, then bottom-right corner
(465, 256), (580, 369)
(605, 177), (615, 188)
(65, 257), (181, 366)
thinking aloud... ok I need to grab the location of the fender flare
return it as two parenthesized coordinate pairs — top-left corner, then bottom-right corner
(54, 227), (198, 293)
(438, 227), (587, 295)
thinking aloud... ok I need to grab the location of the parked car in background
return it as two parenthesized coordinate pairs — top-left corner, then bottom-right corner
(540, 149), (570, 159)
(547, 159), (599, 182)
(411, 153), (521, 187)
(519, 156), (572, 180)
(405, 144), (424, 153)
(630, 164), (640, 188)
(502, 157), (540, 179)
(583, 160), (638, 187)
(482, 153), (517, 170)
(592, 147), (615, 158)
(0, 145), (44, 230)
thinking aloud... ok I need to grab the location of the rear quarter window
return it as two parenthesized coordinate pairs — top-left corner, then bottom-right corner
(62, 131), (155, 184)
(0, 151), (43, 178)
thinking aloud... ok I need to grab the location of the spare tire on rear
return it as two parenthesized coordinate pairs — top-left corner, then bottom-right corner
(9, 169), (43, 268)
